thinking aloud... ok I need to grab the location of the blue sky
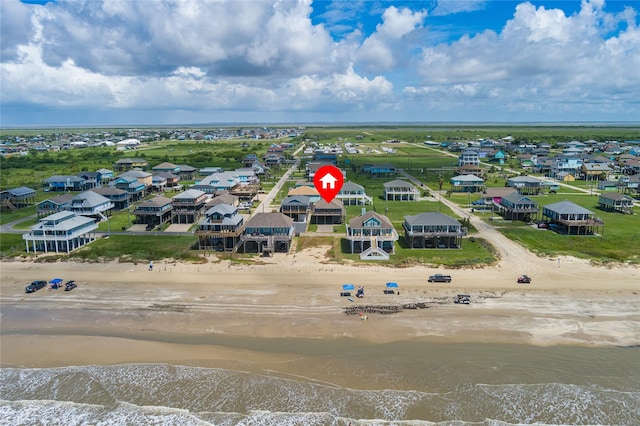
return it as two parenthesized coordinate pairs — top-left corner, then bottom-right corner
(1, 0), (638, 126)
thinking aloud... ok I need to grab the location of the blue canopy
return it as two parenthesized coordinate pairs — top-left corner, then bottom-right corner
(49, 278), (63, 284)
(342, 284), (355, 291)
(386, 282), (398, 288)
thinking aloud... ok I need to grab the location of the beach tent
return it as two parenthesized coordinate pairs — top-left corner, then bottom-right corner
(49, 278), (63, 289)
(386, 282), (398, 289)
(342, 284), (355, 291)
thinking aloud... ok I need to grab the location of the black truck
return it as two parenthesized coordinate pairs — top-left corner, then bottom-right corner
(428, 274), (452, 283)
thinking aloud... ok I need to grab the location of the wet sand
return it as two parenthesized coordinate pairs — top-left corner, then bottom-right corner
(1, 247), (639, 369)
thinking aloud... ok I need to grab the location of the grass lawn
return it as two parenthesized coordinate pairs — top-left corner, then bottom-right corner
(296, 235), (496, 268)
(0, 233), (27, 258)
(68, 235), (201, 262)
(475, 192), (640, 263)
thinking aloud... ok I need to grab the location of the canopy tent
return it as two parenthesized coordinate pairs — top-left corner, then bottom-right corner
(342, 284), (355, 291)
(386, 282), (398, 288)
(49, 278), (63, 289)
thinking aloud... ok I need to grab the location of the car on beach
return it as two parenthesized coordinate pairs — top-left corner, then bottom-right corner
(428, 274), (452, 283)
(25, 280), (47, 293)
(517, 275), (532, 284)
(64, 280), (77, 291)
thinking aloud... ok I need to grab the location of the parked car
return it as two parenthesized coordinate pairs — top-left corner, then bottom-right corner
(25, 280), (47, 293)
(64, 280), (77, 291)
(517, 275), (532, 284)
(428, 274), (452, 283)
(537, 222), (549, 229)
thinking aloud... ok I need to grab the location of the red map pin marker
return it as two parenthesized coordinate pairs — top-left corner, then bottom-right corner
(313, 165), (344, 203)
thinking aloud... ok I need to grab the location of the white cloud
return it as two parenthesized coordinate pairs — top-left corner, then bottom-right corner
(412, 1), (640, 118)
(431, 0), (487, 17)
(356, 5), (427, 72)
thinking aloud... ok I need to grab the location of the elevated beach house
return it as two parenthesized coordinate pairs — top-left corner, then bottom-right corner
(280, 195), (311, 222)
(23, 211), (98, 253)
(89, 187), (129, 210)
(171, 189), (207, 224)
(68, 191), (114, 220)
(36, 194), (73, 218)
(497, 193), (539, 221)
(450, 174), (485, 193)
(196, 203), (245, 251)
(597, 193), (634, 214)
(337, 181), (372, 205)
(311, 199), (346, 225)
(133, 196), (173, 227)
(346, 210), (398, 259)
(240, 212), (295, 254)
(506, 176), (546, 195)
(1, 186), (36, 210)
(542, 201), (604, 235)
(383, 180), (419, 201)
(403, 212), (467, 249)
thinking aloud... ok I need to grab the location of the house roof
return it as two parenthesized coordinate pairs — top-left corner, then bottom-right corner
(340, 181), (365, 192)
(281, 195), (311, 206)
(502, 193), (537, 205)
(245, 212), (293, 229)
(34, 211), (96, 230)
(205, 203), (237, 216)
(207, 194), (238, 207)
(44, 175), (85, 183)
(2, 186), (36, 196)
(451, 174), (484, 183)
(90, 187), (127, 196)
(71, 191), (111, 207)
(38, 194), (74, 206)
(119, 170), (152, 178)
(544, 201), (594, 215)
(349, 210), (393, 229)
(288, 186), (320, 196)
(154, 172), (178, 179)
(508, 176), (543, 184)
(383, 179), (416, 189)
(314, 199), (344, 209)
(598, 192), (632, 201)
(484, 188), (517, 198)
(583, 163), (612, 171)
(404, 212), (461, 226)
(96, 168), (113, 174)
(176, 164), (196, 172)
(152, 162), (178, 170)
(173, 189), (206, 199)
(138, 196), (173, 208)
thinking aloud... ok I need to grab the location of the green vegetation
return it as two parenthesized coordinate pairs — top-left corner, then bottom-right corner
(68, 235), (201, 262)
(1, 125), (639, 265)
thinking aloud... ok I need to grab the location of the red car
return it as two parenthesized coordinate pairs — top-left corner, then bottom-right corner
(517, 275), (532, 284)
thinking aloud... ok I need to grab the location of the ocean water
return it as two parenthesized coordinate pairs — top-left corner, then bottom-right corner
(1, 342), (639, 425)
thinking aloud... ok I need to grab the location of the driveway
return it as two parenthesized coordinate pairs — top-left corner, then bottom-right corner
(164, 224), (193, 232)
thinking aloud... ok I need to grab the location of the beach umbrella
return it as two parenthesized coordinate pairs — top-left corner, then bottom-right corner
(342, 284), (355, 291)
(386, 282), (398, 288)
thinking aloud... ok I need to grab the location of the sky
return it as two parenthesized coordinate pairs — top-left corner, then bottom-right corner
(1, 0), (639, 126)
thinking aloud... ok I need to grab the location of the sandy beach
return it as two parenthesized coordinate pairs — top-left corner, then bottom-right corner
(2, 244), (639, 369)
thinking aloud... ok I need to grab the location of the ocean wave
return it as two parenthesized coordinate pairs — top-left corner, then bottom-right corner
(2, 364), (639, 424)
